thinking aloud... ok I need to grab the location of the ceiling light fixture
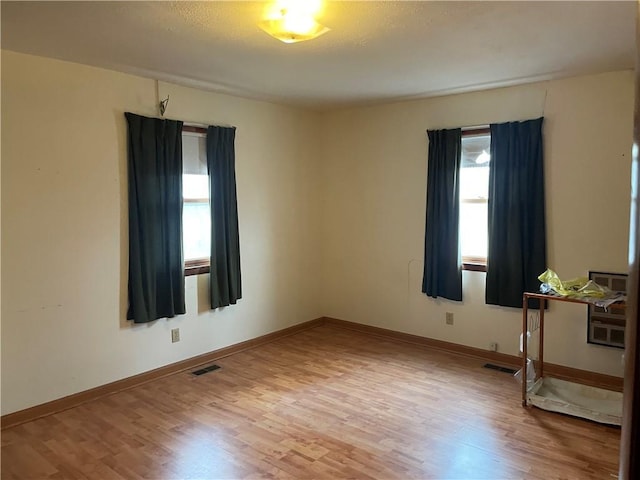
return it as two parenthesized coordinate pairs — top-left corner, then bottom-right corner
(259, 0), (330, 44)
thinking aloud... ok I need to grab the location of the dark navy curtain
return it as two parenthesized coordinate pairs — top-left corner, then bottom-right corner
(422, 128), (463, 301)
(486, 117), (546, 308)
(125, 112), (185, 323)
(207, 126), (242, 309)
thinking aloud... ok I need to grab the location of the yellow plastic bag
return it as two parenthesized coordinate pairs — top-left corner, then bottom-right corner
(538, 269), (608, 298)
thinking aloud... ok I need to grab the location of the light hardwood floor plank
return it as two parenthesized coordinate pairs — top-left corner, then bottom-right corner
(2, 325), (620, 479)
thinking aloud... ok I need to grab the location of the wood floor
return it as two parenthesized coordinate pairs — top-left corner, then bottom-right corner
(2, 325), (620, 479)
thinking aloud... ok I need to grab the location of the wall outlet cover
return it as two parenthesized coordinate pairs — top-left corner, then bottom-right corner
(171, 328), (180, 343)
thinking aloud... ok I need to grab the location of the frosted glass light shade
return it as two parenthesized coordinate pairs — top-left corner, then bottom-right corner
(259, 17), (330, 43)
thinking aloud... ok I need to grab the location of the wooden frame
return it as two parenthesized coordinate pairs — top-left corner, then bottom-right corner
(461, 127), (490, 137)
(182, 125), (207, 135)
(184, 258), (210, 276)
(462, 262), (486, 272)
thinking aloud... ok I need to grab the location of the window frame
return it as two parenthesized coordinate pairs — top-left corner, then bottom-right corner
(182, 125), (211, 277)
(460, 127), (490, 273)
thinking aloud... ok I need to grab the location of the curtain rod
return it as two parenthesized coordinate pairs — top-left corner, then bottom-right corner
(426, 124), (489, 133)
(184, 121), (236, 129)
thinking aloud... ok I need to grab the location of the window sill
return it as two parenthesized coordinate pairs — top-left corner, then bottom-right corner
(462, 262), (487, 272)
(185, 260), (210, 276)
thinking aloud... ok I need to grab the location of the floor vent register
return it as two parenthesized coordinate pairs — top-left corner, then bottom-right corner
(483, 363), (517, 375)
(192, 364), (221, 376)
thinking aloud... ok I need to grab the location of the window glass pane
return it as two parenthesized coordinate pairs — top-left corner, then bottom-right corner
(183, 132), (207, 175)
(460, 202), (488, 260)
(460, 133), (491, 262)
(461, 134), (491, 167)
(460, 166), (490, 200)
(183, 174), (209, 200)
(183, 202), (210, 260)
(182, 134), (210, 262)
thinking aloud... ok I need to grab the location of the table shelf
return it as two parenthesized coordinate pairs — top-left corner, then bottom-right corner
(521, 292), (625, 407)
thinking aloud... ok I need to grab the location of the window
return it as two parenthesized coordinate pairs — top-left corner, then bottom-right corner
(182, 127), (210, 276)
(423, 119), (544, 304)
(459, 129), (490, 271)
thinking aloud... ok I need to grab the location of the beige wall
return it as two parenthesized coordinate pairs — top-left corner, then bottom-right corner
(1, 51), (323, 415)
(1, 50), (633, 416)
(320, 71), (633, 377)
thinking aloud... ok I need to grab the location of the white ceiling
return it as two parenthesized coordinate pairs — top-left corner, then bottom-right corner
(1, 1), (636, 111)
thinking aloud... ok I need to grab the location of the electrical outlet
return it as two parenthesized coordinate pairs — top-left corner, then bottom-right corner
(171, 328), (180, 343)
(490, 342), (498, 352)
(445, 312), (454, 325)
